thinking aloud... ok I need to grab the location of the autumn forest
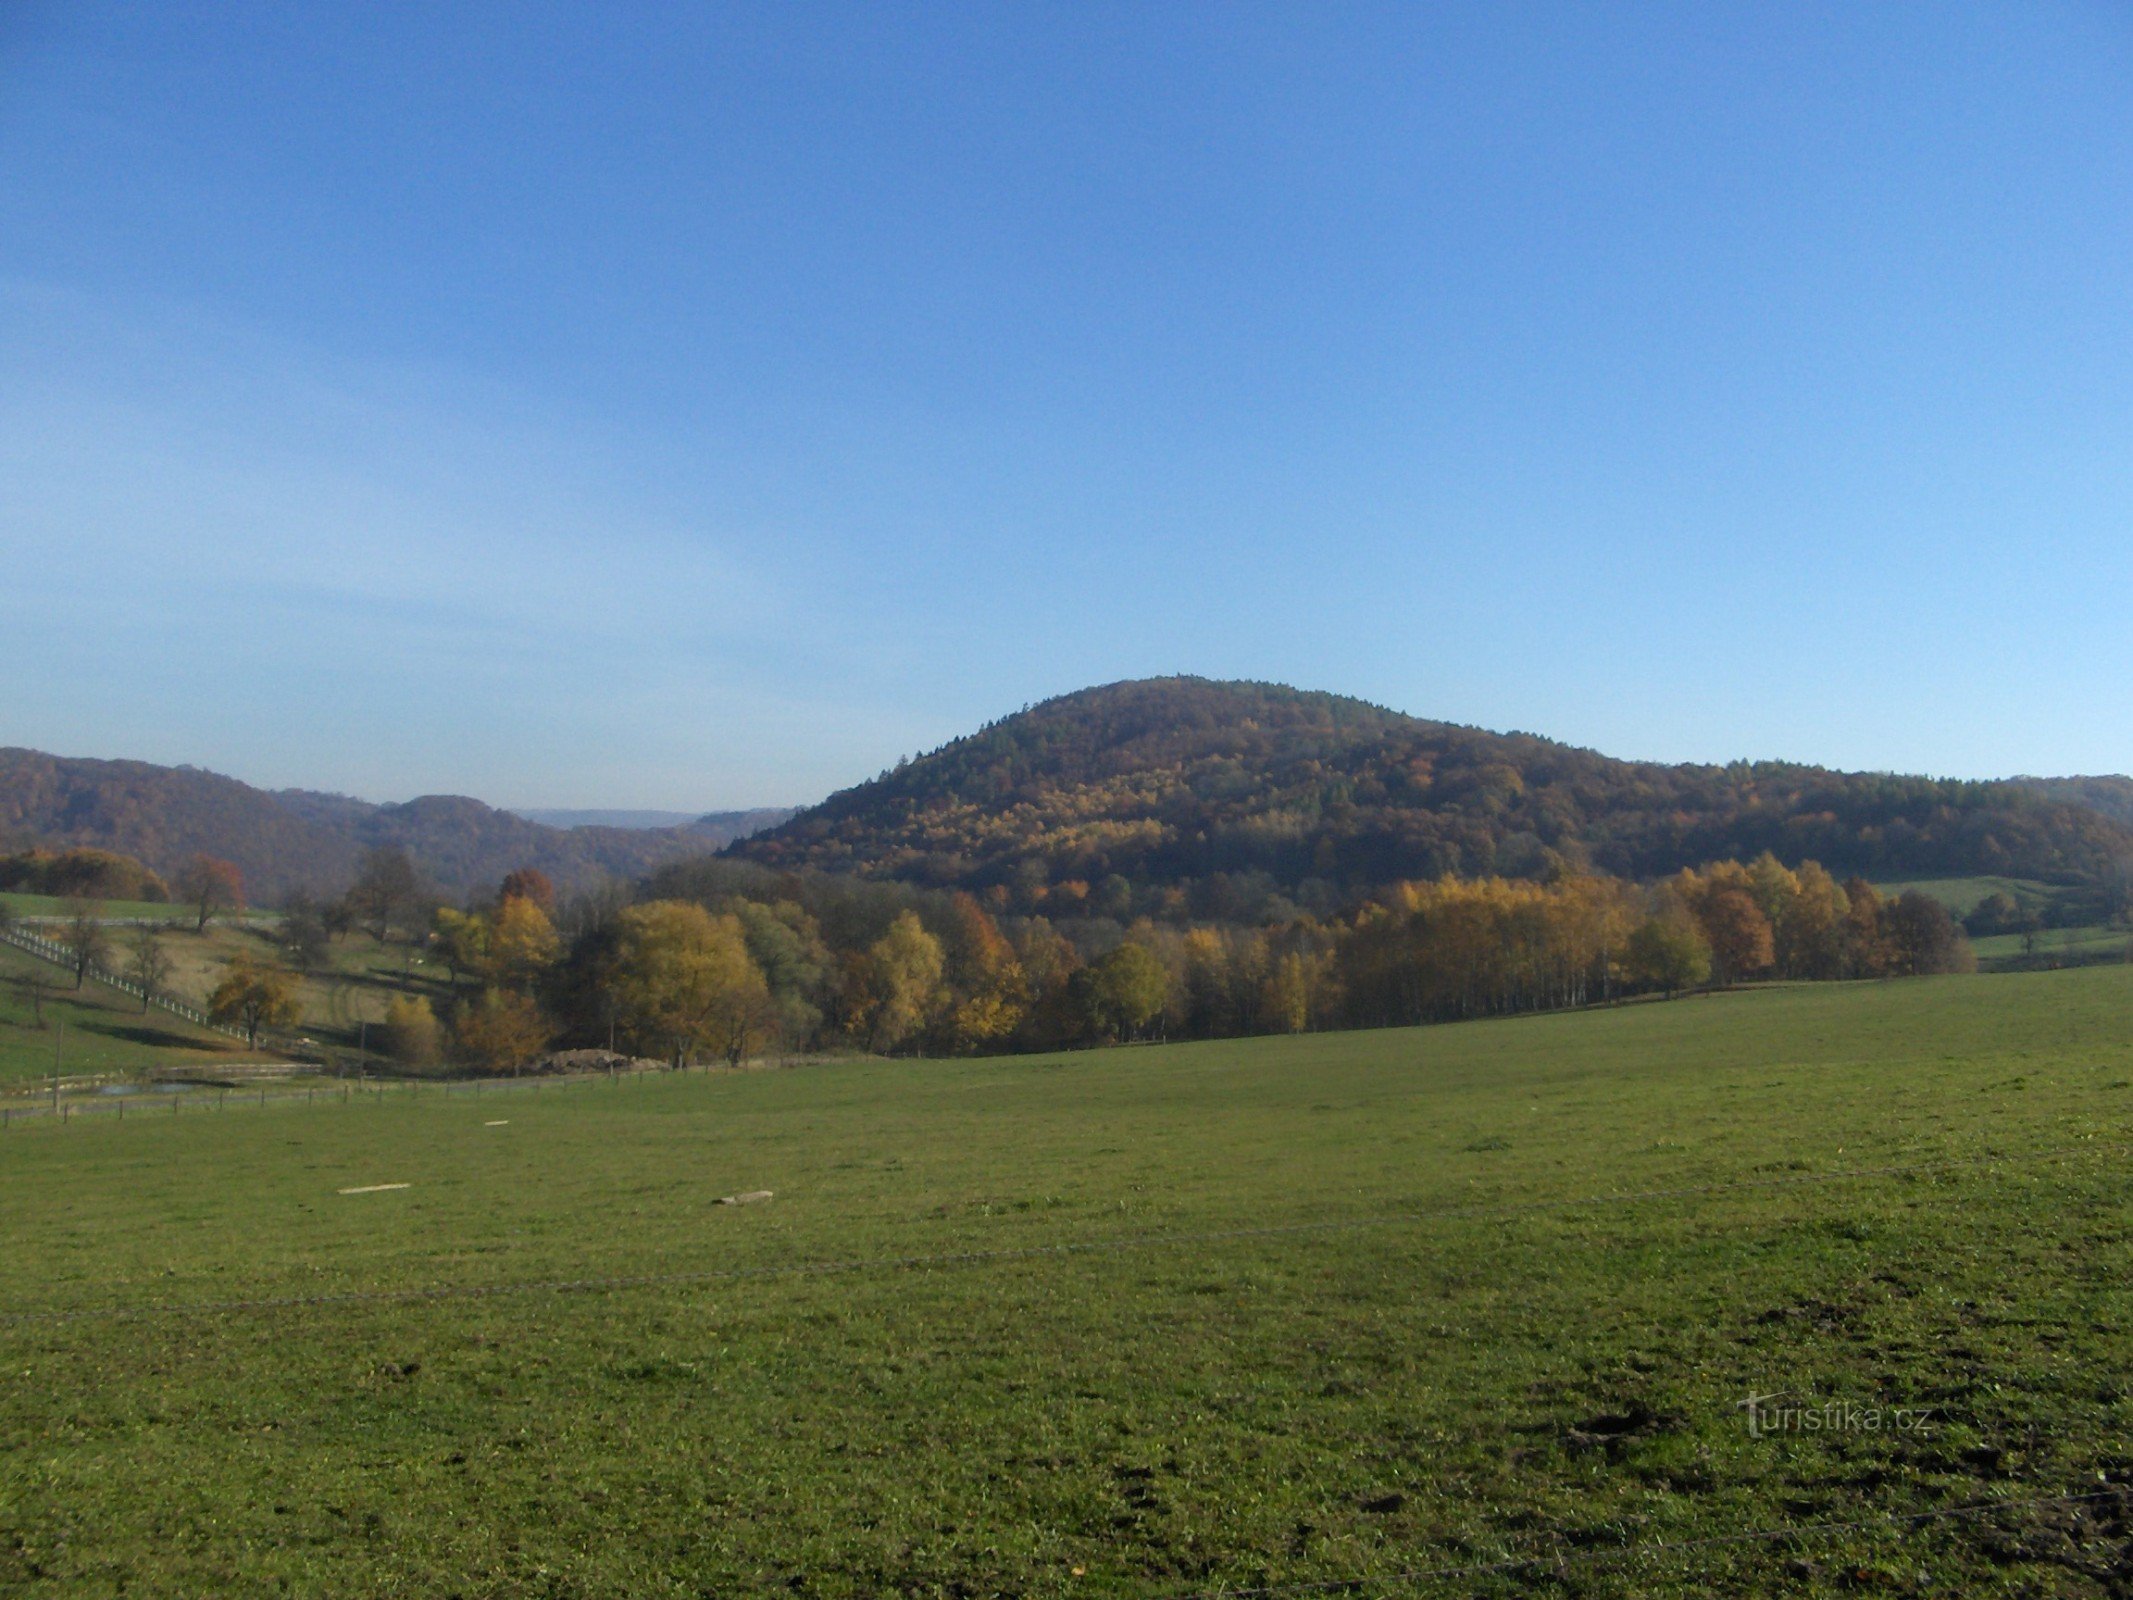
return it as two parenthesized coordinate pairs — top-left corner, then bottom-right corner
(11, 676), (2100, 1076)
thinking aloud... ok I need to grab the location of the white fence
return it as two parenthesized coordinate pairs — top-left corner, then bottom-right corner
(0, 922), (251, 1041)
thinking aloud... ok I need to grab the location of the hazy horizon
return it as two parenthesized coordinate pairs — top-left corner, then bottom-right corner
(8, 667), (2128, 819)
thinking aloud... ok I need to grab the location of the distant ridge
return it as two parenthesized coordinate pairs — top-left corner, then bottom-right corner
(0, 750), (781, 901)
(730, 676), (2133, 910)
(513, 807), (795, 836)
(514, 807), (705, 831)
(8, 683), (2126, 912)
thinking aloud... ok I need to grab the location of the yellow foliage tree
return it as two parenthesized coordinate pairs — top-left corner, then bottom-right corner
(452, 989), (552, 1075)
(207, 954), (300, 1047)
(1778, 862), (1851, 979)
(485, 894), (561, 992)
(613, 901), (775, 1068)
(382, 994), (443, 1067)
(1674, 864), (1776, 985)
(853, 912), (946, 1053)
(1262, 951), (1314, 1034)
(946, 990), (1024, 1053)
(430, 906), (490, 987)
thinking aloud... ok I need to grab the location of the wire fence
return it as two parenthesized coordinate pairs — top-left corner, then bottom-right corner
(0, 1050), (667, 1128)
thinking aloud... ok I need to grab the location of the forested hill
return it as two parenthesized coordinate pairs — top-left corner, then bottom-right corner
(729, 678), (2133, 917)
(0, 749), (777, 901)
(2013, 776), (2133, 830)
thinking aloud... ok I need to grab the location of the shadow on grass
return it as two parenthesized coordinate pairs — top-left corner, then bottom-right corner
(103, 1022), (235, 1053)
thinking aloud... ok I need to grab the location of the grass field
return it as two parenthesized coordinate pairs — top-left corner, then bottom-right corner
(1871, 877), (2127, 974)
(0, 943), (258, 1088)
(1972, 925), (2132, 967)
(1869, 876), (2060, 917)
(0, 917), (447, 1086)
(3, 968), (2132, 1595)
(145, 923), (436, 1050)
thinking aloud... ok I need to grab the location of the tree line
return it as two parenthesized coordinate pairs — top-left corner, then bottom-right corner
(7, 836), (1980, 1071)
(0, 847), (172, 904)
(285, 844), (1974, 1075)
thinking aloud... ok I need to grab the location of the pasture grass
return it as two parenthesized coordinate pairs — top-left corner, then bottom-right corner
(1972, 924), (2130, 965)
(1868, 876), (2059, 917)
(0, 893), (271, 925)
(0, 943), (255, 1088)
(1867, 875), (2126, 973)
(0, 913), (441, 1064)
(3, 968), (2133, 1595)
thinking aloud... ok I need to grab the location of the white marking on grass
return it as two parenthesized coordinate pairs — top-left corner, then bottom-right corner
(485, 1120), (509, 1126)
(337, 1183), (412, 1195)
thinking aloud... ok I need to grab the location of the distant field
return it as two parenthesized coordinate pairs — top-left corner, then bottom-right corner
(0, 942), (259, 1086)
(0, 909), (449, 1071)
(147, 922), (438, 1051)
(0, 891), (274, 924)
(1972, 924), (2131, 963)
(0, 892), (196, 923)
(3, 968), (2131, 1594)
(1869, 875), (2059, 915)
(1869, 877), (2124, 973)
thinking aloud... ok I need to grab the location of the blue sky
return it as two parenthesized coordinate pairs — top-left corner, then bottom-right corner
(2, 3), (2129, 809)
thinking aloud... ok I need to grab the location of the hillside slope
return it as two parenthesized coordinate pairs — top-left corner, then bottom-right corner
(512, 808), (702, 830)
(730, 678), (2133, 913)
(0, 749), (774, 902)
(511, 807), (796, 835)
(2014, 775), (2133, 829)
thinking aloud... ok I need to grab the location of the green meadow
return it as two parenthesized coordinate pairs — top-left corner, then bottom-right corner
(0, 893), (272, 925)
(1871, 877), (2127, 973)
(0, 919), (439, 1087)
(1972, 924), (2131, 967)
(0, 942), (256, 1088)
(1869, 877), (2058, 917)
(3, 968), (2131, 1596)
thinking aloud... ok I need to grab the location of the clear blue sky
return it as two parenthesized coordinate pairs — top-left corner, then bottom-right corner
(3, 3), (2129, 809)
